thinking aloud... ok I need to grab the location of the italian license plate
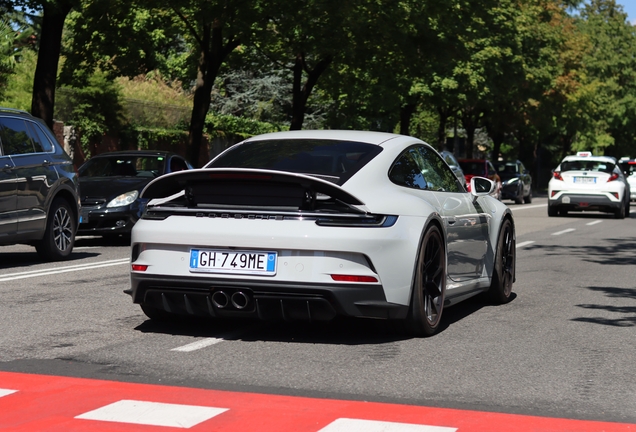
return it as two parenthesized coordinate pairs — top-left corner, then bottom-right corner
(574, 177), (596, 184)
(189, 249), (277, 275)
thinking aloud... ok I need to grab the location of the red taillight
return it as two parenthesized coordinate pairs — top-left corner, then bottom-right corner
(611, 192), (619, 199)
(607, 173), (619, 182)
(331, 275), (378, 283)
(553, 171), (563, 181)
(131, 264), (148, 272)
(551, 190), (559, 197)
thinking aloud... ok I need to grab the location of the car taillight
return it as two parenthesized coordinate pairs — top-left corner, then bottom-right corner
(551, 190), (560, 197)
(131, 264), (148, 272)
(553, 171), (563, 181)
(607, 173), (619, 182)
(611, 192), (619, 199)
(331, 275), (378, 283)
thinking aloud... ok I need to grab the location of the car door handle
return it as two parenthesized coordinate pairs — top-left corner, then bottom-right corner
(447, 217), (457, 226)
(42, 159), (51, 167)
(2, 163), (14, 171)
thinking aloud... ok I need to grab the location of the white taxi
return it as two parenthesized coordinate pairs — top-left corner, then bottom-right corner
(548, 152), (630, 219)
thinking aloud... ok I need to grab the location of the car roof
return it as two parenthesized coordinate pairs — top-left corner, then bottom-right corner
(243, 130), (415, 147)
(560, 155), (616, 163)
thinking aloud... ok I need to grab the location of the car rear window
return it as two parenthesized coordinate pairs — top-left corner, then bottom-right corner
(459, 161), (486, 176)
(207, 139), (383, 184)
(79, 155), (166, 178)
(561, 160), (615, 173)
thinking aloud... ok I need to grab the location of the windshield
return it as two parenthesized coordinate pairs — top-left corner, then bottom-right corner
(79, 155), (166, 178)
(495, 163), (518, 175)
(207, 139), (383, 184)
(560, 160), (615, 174)
(459, 161), (486, 176)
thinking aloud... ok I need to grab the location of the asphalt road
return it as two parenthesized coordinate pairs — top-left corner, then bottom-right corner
(1, 197), (635, 424)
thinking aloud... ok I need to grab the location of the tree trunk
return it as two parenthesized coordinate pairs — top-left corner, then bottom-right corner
(186, 20), (239, 167)
(399, 103), (416, 136)
(436, 105), (452, 151)
(289, 53), (332, 131)
(31, 1), (74, 129)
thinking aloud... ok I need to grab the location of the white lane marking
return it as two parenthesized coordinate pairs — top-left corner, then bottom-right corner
(75, 400), (228, 428)
(171, 338), (225, 352)
(318, 418), (457, 432)
(0, 389), (17, 398)
(0, 258), (129, 282)
(509, 204), (547, 211)
(586, 220), (603, 226)
(552, 228), (576, 236)
(516, 241), (535, 248)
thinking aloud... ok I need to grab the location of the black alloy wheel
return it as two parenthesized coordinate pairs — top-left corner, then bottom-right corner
(487, 218), (515, 304)
(406, 225), (446, 336)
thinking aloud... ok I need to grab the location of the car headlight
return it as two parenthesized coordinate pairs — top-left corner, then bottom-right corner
(504, 178), (519, 185)
(107, 190), (139, 208)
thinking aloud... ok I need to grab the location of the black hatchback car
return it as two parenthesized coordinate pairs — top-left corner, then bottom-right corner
(0, 107), (80, 260)
(495, 160), (533, 204)
(77, 150), (192, 237)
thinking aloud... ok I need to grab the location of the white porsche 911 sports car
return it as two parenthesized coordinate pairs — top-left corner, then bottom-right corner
(128, 130), (516, 336)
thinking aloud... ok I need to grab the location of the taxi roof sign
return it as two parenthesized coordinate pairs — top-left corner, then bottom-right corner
(576, 151), (593, 157)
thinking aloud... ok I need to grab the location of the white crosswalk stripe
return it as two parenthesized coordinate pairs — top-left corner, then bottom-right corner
(0, 389), (17, 398)
(318, 418), (458, 432)
(75, 399), (228, 428)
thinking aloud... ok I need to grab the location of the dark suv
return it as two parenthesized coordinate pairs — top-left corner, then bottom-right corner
(0, 108), (80, 260)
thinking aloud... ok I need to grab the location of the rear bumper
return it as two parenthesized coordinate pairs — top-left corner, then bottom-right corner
(130, 273), (408, 321)
(548, 193), (621, 212)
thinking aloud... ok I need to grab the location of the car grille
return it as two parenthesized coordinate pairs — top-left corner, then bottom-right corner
(81, 197), (107, 206)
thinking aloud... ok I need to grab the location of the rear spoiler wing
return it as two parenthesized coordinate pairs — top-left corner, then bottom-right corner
(141, 168), (366, 207)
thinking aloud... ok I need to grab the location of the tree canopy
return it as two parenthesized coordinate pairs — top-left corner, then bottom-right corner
(1, 0), (635, 186)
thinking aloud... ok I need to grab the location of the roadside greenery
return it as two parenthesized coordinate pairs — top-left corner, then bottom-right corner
(0, 0), (635, 184)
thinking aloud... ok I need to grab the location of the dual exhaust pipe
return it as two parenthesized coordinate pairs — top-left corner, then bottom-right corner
(212, 290), (251, 310)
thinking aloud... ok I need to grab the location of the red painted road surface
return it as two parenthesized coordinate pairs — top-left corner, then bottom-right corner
(0, 371), (634, 431)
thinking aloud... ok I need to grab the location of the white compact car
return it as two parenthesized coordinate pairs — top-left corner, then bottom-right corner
(128, 130), (516, 336)
(548, 153), (630, 218)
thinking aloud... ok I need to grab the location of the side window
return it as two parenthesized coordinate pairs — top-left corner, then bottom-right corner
(0, 118), (35, 155)
(388, 148), (427, 189)
(488, 161), (497, 176)
(416, 146), (462, 192)
(28, 122), (54, 153)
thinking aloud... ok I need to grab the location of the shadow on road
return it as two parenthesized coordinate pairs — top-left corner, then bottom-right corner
(572, 285), (636, 327)
(523, 238), (636, 266)
(0, 250), (100, 270)
(132, 292), (511, 344)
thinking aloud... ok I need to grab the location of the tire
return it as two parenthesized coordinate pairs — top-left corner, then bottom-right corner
(35, 198), (76, 261)
(487, 218), (515, 304)
(405, 225), (446, 337)
(514, 193), (523, 205)
(626, 200), (631, 217)
(614, 202), (625, 219)
(547, 206), (558, 217)
(524, 188), (532, 204)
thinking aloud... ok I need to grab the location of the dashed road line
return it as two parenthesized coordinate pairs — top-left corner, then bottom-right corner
(552, 228), (576, 236)
(509, 204), (547, 211)
(586, 220), (603, 226)
(171, 338), (226, 352)
(0, 258), (129, 282)
(516, 241), (535, 248)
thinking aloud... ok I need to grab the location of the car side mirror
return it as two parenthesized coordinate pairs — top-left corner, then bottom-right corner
(470, 176), (495, 197)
